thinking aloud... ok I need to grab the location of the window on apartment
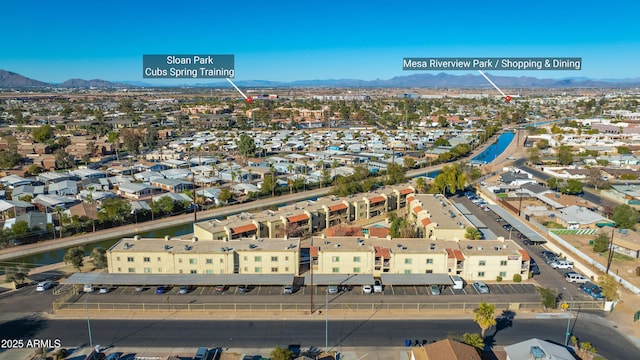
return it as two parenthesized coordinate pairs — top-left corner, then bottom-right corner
(243, 256), (248, 261)
(404, 269), (412, 274)
(206, 258), (213, 264)
(117, 268), (121, 272)
(144, 268), (151, 273)
(332, 256), (340, 262)
(179, 270), (183, 274)
(425, 270), (433, 274)
(157, 268), (162, 273)
(478, 271), (485, 277)
(157, 257), (161, 261)
(499, 271), (507, 277)
(190, 270), (197, 274)
(353, 267), (361, 273)
(332, 267), (340, 273)
(220, 258), (224, 263)
(143, 257), (150, 262)
(243, 267), (248, 272)
(404, 258), (412, 264)
(353, 256), (361, 262)
(285, 267), (289, 272)
(116, 256), (120, 261)
(255, 256), (262, 262)
(255, 267), (262, 273)
(500, 260), (507, 266)
(426, 258), (433, 264)
(189, 259), (197, 264)
(271, 267), (278, 272)
(128, 268), (135, 273)
(178, 258), (183, 263)
(271, 256), (278, 262)
(205, 269), (213, 274)
(479, 260), (486, 266)
(127, 257), (134, 262)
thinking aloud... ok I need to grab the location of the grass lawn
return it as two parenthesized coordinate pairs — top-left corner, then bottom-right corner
(543, 221), (565, 229)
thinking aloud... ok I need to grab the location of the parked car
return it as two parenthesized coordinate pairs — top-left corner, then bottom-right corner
(373, 280), (383, 293)
(581, 281), (604, 299)
(327, 285), (339, 294)
(155, 286), (168, 294)
(530, 265), (541, 275)
(36, 281), (54, 292)
(502, 224), (512, 231)
(215, 285), (227, 292)
(178, 285), (192, 294)
(541, 250), (557, 258)
(135, 286), (146, 292)
(565, 272), (589, 284)
(429, 285), (441, 295)
(83, 284), (95, 293)
(473, 281), (490, 294)
(362, 285), (373, 294)
(238, 285), (252, 293)
(550, 259), (573, 270)
(98, 286), (111, 294)
(283, 285), (294, 294)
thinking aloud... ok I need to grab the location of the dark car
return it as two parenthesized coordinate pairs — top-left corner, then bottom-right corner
(155, 286), (168, 294)
(581, 281), (604, 299)
(238, 285), (253, 293)
(502, 224), (512, 231)
(530, 265), (541, 275)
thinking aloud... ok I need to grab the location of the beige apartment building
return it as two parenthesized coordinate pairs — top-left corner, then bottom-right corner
(408, 194), (471, 240)
(107, 236), (300, 275)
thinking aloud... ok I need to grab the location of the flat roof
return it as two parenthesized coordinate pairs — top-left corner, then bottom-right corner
(302, 274), (375, 285)
(380, 274), (453, 285)
(65, 273), (295, 286)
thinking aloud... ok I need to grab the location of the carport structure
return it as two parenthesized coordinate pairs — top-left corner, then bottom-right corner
(489, 204), (547, 243)
(381, 274), (453, 286)
(302, 274), (375, 286)
(65, 273), (295, 286)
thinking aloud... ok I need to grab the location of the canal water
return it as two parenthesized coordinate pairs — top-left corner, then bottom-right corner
(471, 131), (515, 164)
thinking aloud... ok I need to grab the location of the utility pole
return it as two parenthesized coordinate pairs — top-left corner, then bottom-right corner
(310, 237), (314, 314)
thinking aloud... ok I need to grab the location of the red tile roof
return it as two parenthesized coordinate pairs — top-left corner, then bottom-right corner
(400, 188), (413, 195)
(406, 195), (415, 203)
(231, 223), (257, 234)
(287, 214), (309, 223)
(374, 246), (391, 259)
(328, 203), (348, 212)
(421, 217), (432, 226)
(369, 196), (385, 204)
(310, 246), (318, 257)
(413, 206), (422, 214)
(518, 249), (530, 262)
(446, 248), (465, 261)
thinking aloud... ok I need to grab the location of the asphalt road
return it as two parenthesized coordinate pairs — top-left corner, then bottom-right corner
(0, 316), (633, 359)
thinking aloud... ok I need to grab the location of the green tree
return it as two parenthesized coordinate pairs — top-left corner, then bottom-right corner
(415, 177), (427, 194)
(152, 196), (176, 215)
(31, 125), (54, 143)
(536, 287), (557, 310)
(432, 164), (467, 195)
(11, 220), (30, 237)
(64, 246), (85, 271)
(617, 146), (631, 154)
(537, 139), (550, 149)
(57, 136), (71, 148)
(4, 264), (28, 285)
(237, 133), (256, 160)
(598, 274), (619, 301)
(269, 345), (294, 360)
(26, 164), (44, 176)
(385, 163), (406, 185)
(592, 232), (610, 253)
(403, 157), (416, 169)
(54, 148), (75, 169)
(561, 179), (583, 195)
(218, 188), (233, 204)
(465, 227), (483, 240)
(121, 129), (141, 154)
(546, 177), (559, 191)
(462, 333), (484, 351)
(98, 197), (131, 225)
(474, 302), (496, 338)
(611, 204), (640, 229)
(433, 137), (450, 146)
(528, 146), (541, 164)
(468, 167), (482, 181)
(557, 145), (574, 165)
(90, 247), (107, 269)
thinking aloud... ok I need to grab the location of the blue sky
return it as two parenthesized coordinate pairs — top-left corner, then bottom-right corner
(2, 0), (639, 83)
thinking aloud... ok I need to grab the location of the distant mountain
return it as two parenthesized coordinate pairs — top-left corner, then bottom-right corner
(2, 69), (640, 89)
(58, 78), (131, 88)
(0, 70), (50, 87)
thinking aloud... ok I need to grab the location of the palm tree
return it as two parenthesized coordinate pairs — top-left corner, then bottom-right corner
(474, 302), (496, 338)
(53, 206), (68, 239)
(415, 177), (427, 194)
(86, 186), (96, 232)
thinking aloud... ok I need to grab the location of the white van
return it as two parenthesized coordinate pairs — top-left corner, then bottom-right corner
(450, 276), (464, 290)
(565, 273), (588, 284)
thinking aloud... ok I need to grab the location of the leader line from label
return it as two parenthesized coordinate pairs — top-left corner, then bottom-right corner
(478, 70), (512, 103)
(226, 78), (253, 104)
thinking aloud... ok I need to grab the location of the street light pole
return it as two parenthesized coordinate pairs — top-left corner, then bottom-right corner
(325, 288), (328, 351)
(563, 287), (574, 346)
(84, 297), (93, 349)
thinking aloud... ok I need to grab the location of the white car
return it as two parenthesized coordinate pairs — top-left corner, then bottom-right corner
(551, 260), (573, 270)
(98, 286), (111, 294)
(373, 280), (383, 293)
(473, 281), (490, 294)
(362, 285), (373, 294)
(36, 281), (54, 292)
(83, 284), (94, 293)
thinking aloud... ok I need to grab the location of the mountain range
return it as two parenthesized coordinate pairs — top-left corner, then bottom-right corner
(1, 69), (640, 89)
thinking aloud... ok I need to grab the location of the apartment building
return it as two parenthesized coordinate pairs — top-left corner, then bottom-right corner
(407, 194), (472, 240)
